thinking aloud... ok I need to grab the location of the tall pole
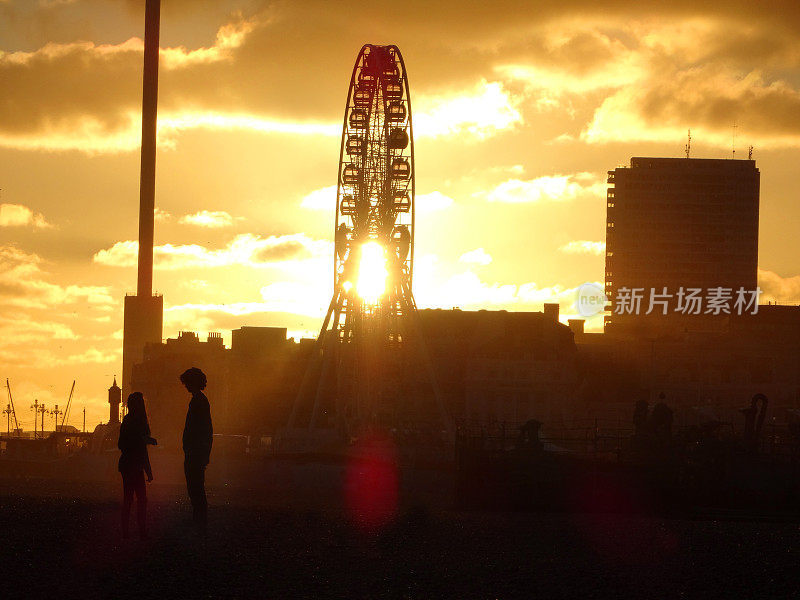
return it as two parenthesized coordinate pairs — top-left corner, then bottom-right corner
(39, 403), (47, 436)
(51, 404), (62, 432)
(136, 0), (161, 297)
(83, 408), (86, 433)
(31, 399), (39, 439)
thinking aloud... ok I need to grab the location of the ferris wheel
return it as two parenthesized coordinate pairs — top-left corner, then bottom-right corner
(288, 44), (449, 435)
(335, 44), (414, 314)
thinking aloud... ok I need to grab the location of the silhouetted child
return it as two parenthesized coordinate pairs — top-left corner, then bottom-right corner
(180, 367), (213, 532)
(118, 392), (157, 540)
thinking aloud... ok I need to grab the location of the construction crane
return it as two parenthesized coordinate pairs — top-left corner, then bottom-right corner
(5, 379), (20, 435)
(60, 380), (76, 431)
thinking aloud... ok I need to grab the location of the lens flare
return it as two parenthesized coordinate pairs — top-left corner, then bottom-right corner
(356, 241), (388, 304)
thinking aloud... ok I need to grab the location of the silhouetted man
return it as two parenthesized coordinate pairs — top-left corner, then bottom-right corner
(180, 367), (213, 532)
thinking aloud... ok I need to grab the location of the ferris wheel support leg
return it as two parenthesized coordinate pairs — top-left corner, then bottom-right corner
(399, 284), (454, 439)
(309, 296), (345, 430)
(288, 294), (337, 429)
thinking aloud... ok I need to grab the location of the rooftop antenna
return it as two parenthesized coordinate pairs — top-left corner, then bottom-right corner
(748, 145), (753, 160)
(732, 121), (737, 158)
(685, 129), (691, 158)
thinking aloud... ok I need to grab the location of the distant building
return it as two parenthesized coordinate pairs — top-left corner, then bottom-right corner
(108, 377), (121, 426)
(130, 328), (311, 448)
(131, 331), (229, 449)
(129, 311), (583, 441)
(418, 307), (580, 428)
(575, 304), (800, 427)
(122, 294), (163, 404)
(605, 157), (760, 336)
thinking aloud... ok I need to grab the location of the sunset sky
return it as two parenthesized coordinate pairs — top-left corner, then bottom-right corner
(2, 0), (800, 429)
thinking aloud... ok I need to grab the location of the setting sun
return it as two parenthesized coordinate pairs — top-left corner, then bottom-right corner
(356, 241), (389, 304)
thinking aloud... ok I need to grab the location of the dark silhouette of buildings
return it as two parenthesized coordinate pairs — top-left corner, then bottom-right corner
(605, 157), (760, 335)
(576, 304), (800, 427)
(131, 328), (313, 448)
(129, 311), (583, 446)
(122, 0), (163, 401)
(131, 331), (228, 449)
(419, 307), (579, 428)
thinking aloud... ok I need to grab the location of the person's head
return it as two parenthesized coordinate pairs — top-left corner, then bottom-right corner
(127, 392), (146, 416)
(180, 367), (207, 393)
(126, 392), (150, 434)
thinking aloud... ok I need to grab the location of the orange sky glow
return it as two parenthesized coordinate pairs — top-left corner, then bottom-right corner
(2, 0), (800, 429)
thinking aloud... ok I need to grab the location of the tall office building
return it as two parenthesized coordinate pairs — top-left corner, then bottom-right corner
(604, 157), (760, 335)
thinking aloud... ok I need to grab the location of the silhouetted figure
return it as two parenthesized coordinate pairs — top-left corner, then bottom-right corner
(118, 392), (157, 540)
(740, 393), (768, 452)
(181, 367), (213, 532)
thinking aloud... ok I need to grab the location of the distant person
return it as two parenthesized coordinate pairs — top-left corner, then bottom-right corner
(118, 392), (157, 540)
(180, 367), (213, 532)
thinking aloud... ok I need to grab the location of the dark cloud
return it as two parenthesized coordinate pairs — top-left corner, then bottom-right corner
(0, 280), (27, 298)
(0, 42), (141, 134)
(251, 239), (311, 263)
(1, 0), (800, 148)
(637, 69), (800, 137)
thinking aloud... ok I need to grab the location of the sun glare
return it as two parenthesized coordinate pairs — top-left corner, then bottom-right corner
(356, 241), (389, 304)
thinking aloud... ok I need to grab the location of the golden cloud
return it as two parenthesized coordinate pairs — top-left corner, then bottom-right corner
(93, 233), (332, 269)
(758, 268), (800, 304)
(582, 66), (800, 148)
(481, 172), (605, 203)
(414, 80), (523, 139)
(178, 210), (240, 228)
(559, 240), (606, 256)
(0, 245), (112, 309)
(3, 4), (800, 154)
(459, 248), (493, 266)
(0, 203), (52, 228)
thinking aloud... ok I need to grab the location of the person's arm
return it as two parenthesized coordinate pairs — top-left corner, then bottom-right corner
(206, 408), (213, 461)
(144, 446), (153, 482)
(117, 421), (132, 452)
(199, 404), (213, 464)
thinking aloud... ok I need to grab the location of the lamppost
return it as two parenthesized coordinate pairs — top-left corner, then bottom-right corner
(50, 404), (63, 433)
(37, 402), (48, 438)
(2, 404), (11, 435)
(31, 399), (39, 439)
